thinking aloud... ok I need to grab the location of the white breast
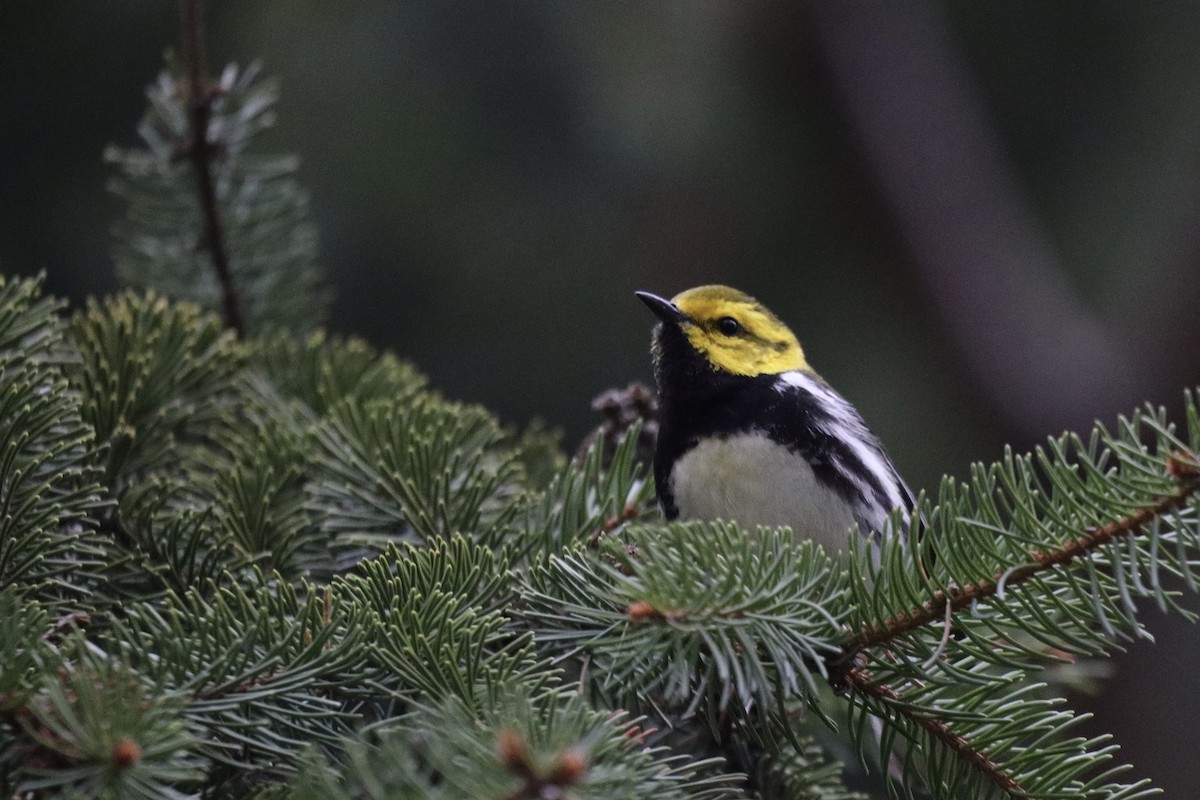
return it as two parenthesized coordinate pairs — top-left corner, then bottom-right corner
(669, 431), (859, 553)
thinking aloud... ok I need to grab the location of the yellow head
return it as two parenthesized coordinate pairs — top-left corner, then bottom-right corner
(636, 285), (809, 377)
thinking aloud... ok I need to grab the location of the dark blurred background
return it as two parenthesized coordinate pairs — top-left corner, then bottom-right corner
(3, 2), (1200, 794)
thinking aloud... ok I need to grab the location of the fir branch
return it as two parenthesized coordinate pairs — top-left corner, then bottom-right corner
(847, 466), (1199, 653)
(333, 538), (537, 709)
(839, 666), (1027, 797)
(109, 576), (368, 771)
(516, 420), (655, 562)
(250, 331), (426, 417)
(284, 691), (742, 800)
(521, 522), (848, 715)
(750, 734), (868, 800)
(108, 50), (328, 332)
(827, 448), (1198, 797)
(68, 292), (243, 492)
(179, 0), (243, 336)
(0, 591), (59, 713)
(840, 653), (1158, 799)
(307, 394), (523, 559)
(0, 276), (108, 605)
(14, 652), (203, 799)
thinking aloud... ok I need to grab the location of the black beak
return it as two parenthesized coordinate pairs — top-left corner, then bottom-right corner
(635, 291), (687, 325)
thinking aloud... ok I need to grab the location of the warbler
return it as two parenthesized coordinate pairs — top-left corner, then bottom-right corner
(636, 285), (915, 552)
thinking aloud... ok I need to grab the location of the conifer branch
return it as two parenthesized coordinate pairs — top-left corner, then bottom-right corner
(179, 0), (243, 336)
(848, 459), (1200, 653)
(840, 666), (1029, 797)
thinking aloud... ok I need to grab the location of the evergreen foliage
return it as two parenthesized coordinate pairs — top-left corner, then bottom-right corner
(283, 691), (739, 800)
(3, 41), (1200, 800)
(106, 61), (328, 335)
(69, 291), (243, 492)
(308, 394), (522, 555)
(17, 647), (203, 800)
(521, 524), (846, 715)
(0, 276), (107, 607)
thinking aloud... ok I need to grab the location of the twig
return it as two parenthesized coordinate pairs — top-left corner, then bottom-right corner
(179, 0), (244, 336)
(841, 666), (1029, 797)
(849, 478), (1200, 652)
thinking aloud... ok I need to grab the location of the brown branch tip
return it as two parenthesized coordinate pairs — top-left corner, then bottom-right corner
(497, 729), (589, 800)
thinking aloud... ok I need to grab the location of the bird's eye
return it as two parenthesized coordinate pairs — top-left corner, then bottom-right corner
(716, 317), (741, 336)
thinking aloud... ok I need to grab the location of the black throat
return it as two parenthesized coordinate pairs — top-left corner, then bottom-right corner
(650, 322), (765, 517)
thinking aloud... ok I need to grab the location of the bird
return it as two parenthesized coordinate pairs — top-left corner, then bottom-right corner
(635, 284), (916, 552)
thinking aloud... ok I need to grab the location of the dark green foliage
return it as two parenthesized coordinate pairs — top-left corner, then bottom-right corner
(825, 402), (1200, 798)
(250, 332), (426, 416)
(844, 659), (1155, 800)
(845, 417), (1200, 665)
(110, 577), (366, 773)
(204, 422), (311, 576)
(333, 537), (536, 709)
(68, 291), (243, 492)
(0, 276), (107, 605)
(283, 691), (742, 800)
(110, 485), (247, 599)
(509, 418), (565, 492)
(15, 650), (203, 800)
(0, 265), (697, 794)
(308, 394), (523, 555)
(194, 380), (317, 579)
(106, 61), (329, 334)
(512, 417), (656, 562)
(3, 262), (1199, 797)
(0, 590), (59, 713)
(522, 523), (847, 714)
(753, 738), (869, 800)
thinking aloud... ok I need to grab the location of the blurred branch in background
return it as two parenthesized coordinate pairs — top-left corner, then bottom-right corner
(105, 3), (329, 336)
(808, 1), (1200, 439)
(179, 0), (242, 336)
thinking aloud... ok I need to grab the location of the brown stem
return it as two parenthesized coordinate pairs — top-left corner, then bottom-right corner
(179, 0), (244, 337)
(849, 479), (1199, 652)
(842, 667), (1029, 796)
(589, 501), (642, 546)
